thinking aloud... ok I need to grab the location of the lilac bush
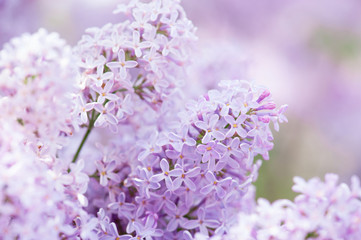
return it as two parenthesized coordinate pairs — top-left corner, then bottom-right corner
(0, 0), (359, 240)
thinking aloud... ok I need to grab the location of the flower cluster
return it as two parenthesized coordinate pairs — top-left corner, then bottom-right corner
(0, 28), (76, 159)
(89, 79), (287, 239)
(0, 29), (105, 239)
(0, 125), (69, 239)
(73, 0), (196, 132)
(217, 174), (361, 240)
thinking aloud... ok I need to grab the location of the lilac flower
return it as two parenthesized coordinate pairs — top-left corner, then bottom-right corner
(150, 158), (182, 190)
(93, 80), (118, 104)
(123, 210), (142, 234)
(68, 159), (90, 206)
(130, 215), (163, 240)
(174, 186), (195, 208)
(247, 116), (269, 139)
(102, 29), (126, 54)
(47, 167), (73, 192)
(69, 158), (89, 186)
(78, 55), (106, 70)
(108, 192), (136, 217)
(76, 215), (99, 240)
(134, 196), (152, 217)
(141, 155), (160, 173)
(200, 171), (232, 198)
(195, 114), (225, 144)
(94, 102), (118, 127)
(184, 208), (220, 236)
(273, 104), (288, 131)
(77, 96), (94, 124)
(197, 141), (226, 170)
(172, 165), (200, 191)
(130, 9), (152, 30)
(168, 125), (196, 152)
(160, 36), (181, 57)
(256, 89), (271, 103)
(166, 145), (199, 167)
(216, 137), (242, 170)
(97, 208), (110, 233)
(113, 0), (137, 15)
(88, 64), (114, 88)
(236, 92), (259, 116)
(101, 222), (132, 240)
(164, 205), (189, 232)
(115, 94), (134, 119)
(224, 115), (248, 138)
(106, 49), (138, 79)
(95, 160), (120, 186)
(137, 132), (162, 161)
(151, 190), (177, 212)
(160, 10), (179, 37)
(255, 102), (276, 111)
(143, 46), (164, 74)
(133, 168), (161, 198)
(126, 30), (152, 57)
(163, 231), (190, 240)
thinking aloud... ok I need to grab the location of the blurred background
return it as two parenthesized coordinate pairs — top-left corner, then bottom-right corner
(1, 0), (360, 201)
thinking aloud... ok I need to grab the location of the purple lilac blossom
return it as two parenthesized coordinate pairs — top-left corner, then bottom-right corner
(213, 174), (361, 240)
(73, 0), (197, 133)
(95, 78), (286, 239)
(0, 30), (95, 239)
(0, 29), (77, 158)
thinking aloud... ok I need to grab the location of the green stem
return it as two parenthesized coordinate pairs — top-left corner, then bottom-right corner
(72, 110), (97, 163)
(72, 125), (93, 163)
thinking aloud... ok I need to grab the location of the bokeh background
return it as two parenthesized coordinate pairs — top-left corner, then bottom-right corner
(1, 0), (361, 201)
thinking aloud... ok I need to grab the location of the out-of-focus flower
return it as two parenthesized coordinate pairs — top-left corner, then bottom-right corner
(218, 174), (361, 240)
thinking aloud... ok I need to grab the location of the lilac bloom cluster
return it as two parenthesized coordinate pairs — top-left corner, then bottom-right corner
(91, 79), (287, 239)
(0, 122), (101, 239)
(73, 0), (196, 132)
(0, 30), (105, 240)
(0, 125), (72, 239)
(0, 29), (76, 159)
(216, 174), (361, 240)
